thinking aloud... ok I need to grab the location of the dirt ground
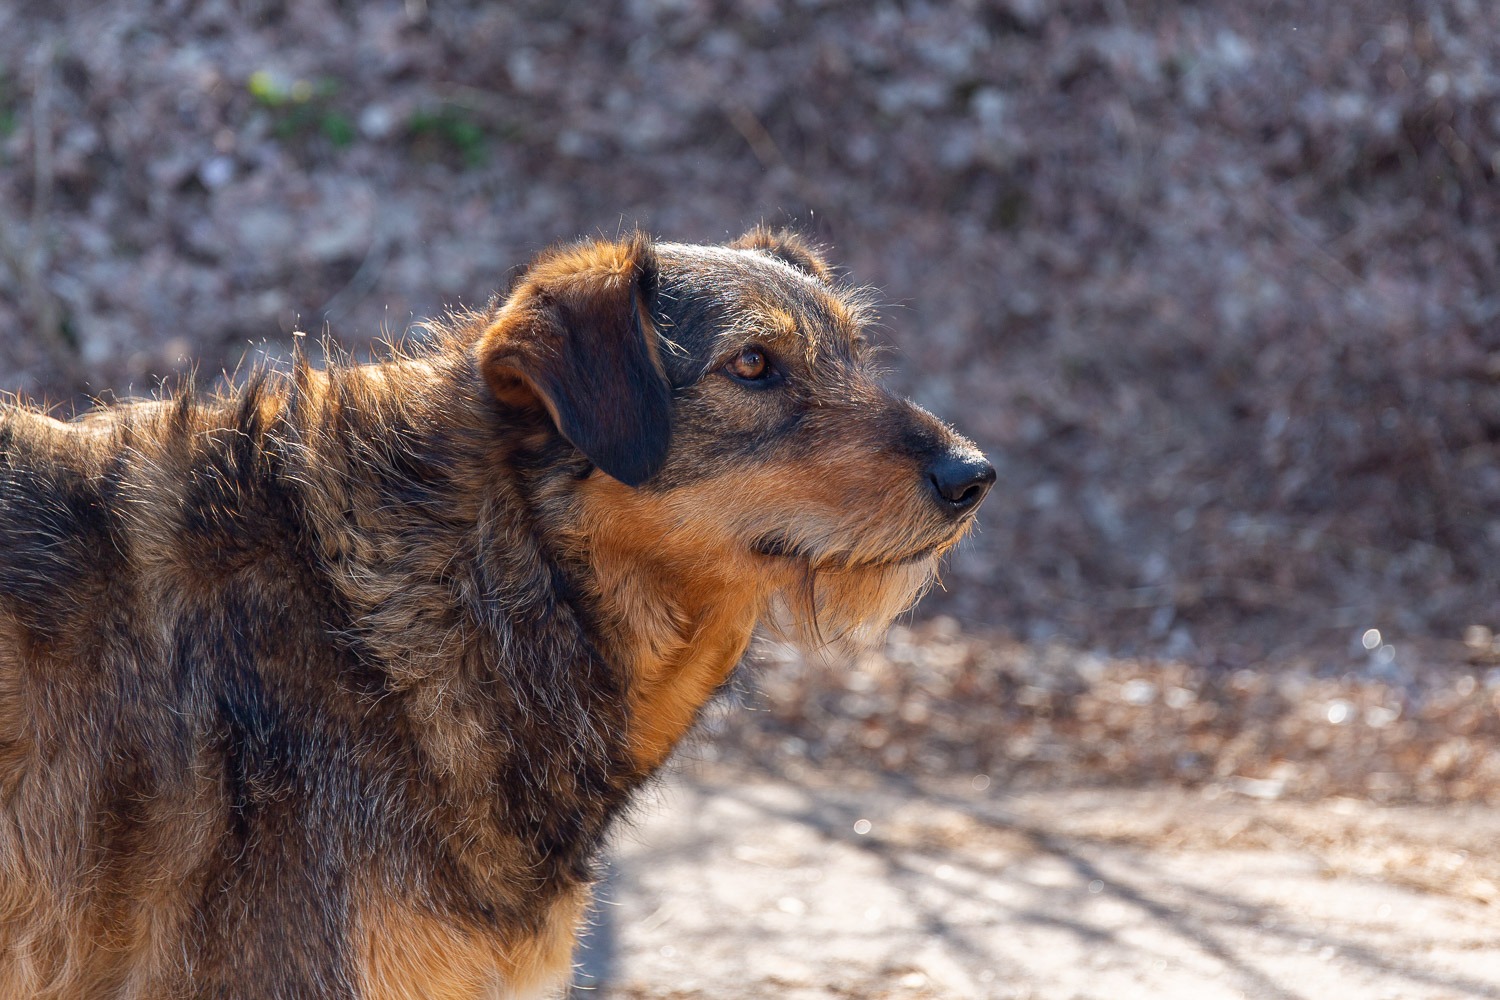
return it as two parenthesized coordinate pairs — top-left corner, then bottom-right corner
(575, 762), (1500, 999)
(558, 617), (1500, 996)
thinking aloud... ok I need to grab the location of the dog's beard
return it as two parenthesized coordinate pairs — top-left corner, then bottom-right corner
(766, 553), (942, 652)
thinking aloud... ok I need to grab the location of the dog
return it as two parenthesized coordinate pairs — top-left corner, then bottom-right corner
(0, 228), (993, 999)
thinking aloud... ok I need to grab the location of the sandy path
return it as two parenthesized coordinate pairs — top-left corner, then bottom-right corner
(571, 765), (1500, 999)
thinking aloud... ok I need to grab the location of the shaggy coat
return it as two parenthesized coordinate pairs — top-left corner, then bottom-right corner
(0, 230), (992, 999)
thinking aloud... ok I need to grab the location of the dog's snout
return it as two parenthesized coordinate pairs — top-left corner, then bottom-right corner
(926, 451), (995, 515)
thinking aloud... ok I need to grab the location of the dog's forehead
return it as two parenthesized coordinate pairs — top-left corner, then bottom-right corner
(656, 242), (817, 289)
(657, 244), (858, 325)
(653, 243), (868, 370)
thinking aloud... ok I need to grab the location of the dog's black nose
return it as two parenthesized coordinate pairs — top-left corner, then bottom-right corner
(926, 451), (995, 514)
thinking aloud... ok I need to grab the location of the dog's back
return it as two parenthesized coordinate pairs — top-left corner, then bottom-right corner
(0, 362), (630, 998)
(0, 384), (384, 996)
(0, 397), (287, 996)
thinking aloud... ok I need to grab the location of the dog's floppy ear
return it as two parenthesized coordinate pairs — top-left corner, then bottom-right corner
(477, 234), (670, 487)
(730, 226), (834, 284)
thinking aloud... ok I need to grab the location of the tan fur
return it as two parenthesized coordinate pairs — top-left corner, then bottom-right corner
(568, 475), (774, 771)
(357, 890), (585, 1000)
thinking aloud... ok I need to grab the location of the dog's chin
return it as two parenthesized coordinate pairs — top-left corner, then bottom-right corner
(763, 549), (944, 652)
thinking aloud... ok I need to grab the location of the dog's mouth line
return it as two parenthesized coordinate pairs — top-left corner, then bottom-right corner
(751, 533), (945, 569)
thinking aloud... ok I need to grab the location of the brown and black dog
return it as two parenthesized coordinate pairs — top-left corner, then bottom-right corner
(0, 229), (993, 999)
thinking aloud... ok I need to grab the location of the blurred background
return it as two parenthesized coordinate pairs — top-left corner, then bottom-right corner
(1, 0), (1498, 825)
(5, 3), (1500, 995)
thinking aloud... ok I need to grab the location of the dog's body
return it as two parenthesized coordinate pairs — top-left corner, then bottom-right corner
(0, 231), (992, 999)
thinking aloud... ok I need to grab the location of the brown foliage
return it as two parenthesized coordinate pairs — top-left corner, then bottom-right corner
(0, 2), (1494, 653)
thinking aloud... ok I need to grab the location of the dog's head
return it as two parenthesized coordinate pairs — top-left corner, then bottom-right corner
(476, 229), (993, 644)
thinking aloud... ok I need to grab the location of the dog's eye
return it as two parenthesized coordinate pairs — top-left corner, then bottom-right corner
(724, 347), (773, 383)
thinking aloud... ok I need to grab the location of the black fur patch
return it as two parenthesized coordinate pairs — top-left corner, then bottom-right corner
(0, 427), (128, 637)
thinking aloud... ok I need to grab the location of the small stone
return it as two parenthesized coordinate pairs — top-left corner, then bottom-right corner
(359, 104), (395, 140)
(199, 155), (235, 190)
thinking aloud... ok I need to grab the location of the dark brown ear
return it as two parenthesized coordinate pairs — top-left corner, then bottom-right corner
(730, 226), (834, 283)
(476, 234), (671, 487)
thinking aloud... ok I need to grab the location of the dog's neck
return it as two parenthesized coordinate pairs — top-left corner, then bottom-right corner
(560, 474), (776, 774)
(290, 356), (772, 781)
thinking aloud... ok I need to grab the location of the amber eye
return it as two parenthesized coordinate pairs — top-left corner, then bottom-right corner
(724, 346), (771, 382)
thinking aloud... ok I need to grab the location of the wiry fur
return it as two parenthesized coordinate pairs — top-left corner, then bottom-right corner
(0, 231), (990, 998)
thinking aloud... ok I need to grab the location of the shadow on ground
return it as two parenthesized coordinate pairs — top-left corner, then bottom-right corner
(571, 763), (1500, 1000)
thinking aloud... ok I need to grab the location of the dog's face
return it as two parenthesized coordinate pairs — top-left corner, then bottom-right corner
(477, 229), (992, 642)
